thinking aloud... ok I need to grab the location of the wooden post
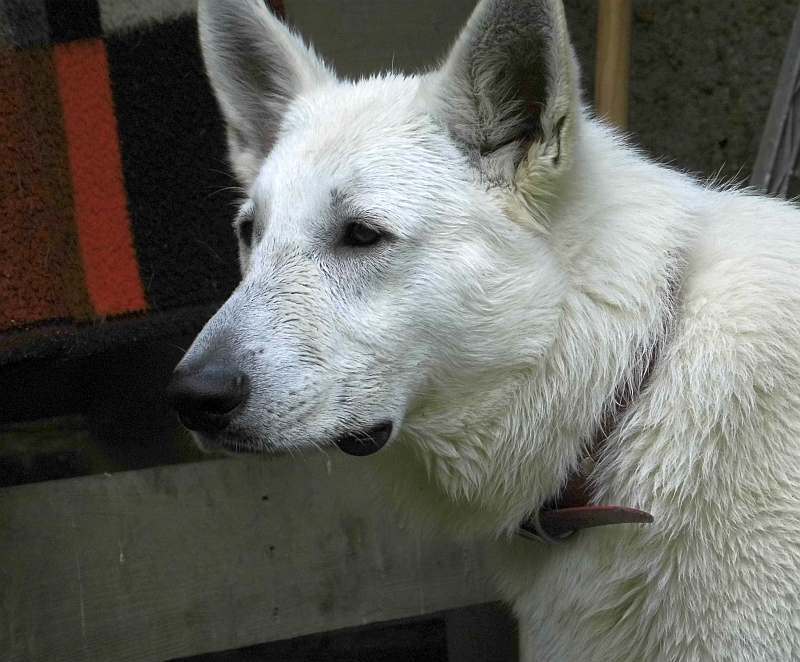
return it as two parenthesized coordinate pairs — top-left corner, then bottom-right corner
(750, 5), (800, 195)
(595, 0), (633, 129)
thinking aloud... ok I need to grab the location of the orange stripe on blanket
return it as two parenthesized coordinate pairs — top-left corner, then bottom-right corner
(0, 49), (93, 331)
(54, 39), (147, 317)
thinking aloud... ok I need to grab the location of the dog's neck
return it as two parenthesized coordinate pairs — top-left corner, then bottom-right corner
(381, 282), (678, 540)
(378, 120), (694, 540)
(519, 271), (679, 542)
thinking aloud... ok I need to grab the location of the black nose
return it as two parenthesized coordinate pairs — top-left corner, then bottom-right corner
(167, 360), (249, 433)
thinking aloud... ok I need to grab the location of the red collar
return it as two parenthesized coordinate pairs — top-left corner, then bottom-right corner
(518, 392), (656, 543)
(518, 286), (678, 543)
(518, 459), (654, 543)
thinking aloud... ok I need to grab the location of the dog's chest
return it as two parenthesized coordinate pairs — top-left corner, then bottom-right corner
(492, 529), (660, 662)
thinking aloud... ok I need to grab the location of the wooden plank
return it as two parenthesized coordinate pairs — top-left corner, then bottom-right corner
(595, 0), (633, 129)
(0, 455), (497, 662)
(751, 6), (800, 195)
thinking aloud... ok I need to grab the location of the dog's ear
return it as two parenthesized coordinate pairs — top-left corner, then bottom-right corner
(432, 0), (579, 189)
(198, 0), (334, 185)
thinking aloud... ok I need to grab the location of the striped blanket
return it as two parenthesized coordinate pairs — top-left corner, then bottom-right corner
(0, 1), (283, 365)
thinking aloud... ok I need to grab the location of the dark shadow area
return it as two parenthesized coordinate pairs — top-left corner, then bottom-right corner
(173, 603), (518, 662)
(0, 333), (207, 487)
(175, 617), (447, 662)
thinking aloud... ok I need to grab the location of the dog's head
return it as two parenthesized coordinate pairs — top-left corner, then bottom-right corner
(170, 0), (579, 462)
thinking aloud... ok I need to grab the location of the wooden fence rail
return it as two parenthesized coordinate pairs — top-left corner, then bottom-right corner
(1, 455), (497, 662)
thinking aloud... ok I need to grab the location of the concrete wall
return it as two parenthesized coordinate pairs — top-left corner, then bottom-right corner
(621, 1), (796, 182)
(287, 0), (798, 182)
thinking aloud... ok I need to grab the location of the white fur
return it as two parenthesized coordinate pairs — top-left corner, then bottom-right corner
(188, 1), (800, 658)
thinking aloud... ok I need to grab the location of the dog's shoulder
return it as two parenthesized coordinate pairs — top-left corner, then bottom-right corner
(680, 187), (800, 345)
(647, 184), (800, 466)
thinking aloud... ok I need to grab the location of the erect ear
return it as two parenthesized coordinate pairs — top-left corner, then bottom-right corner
(431, 0), (579, 189)
(198, 0), (334, 186)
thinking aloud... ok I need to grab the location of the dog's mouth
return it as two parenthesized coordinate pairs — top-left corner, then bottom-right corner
(333, 422), (393, 457)
(191, 430), (263, 455)
(191, 421), (395, 458)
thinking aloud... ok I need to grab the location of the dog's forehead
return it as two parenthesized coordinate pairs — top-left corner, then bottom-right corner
(249, 75), (463, 231)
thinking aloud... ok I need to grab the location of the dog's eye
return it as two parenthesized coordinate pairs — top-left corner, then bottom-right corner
(342, 221), (382, 248)
(238, 219), (254, 248)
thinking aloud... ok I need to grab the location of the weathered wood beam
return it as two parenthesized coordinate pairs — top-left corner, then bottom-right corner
(751, 6), (800, 195)
(1, 455), (497, 661)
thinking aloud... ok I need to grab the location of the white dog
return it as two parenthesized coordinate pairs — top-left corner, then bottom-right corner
(168, 0), (800, 658)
